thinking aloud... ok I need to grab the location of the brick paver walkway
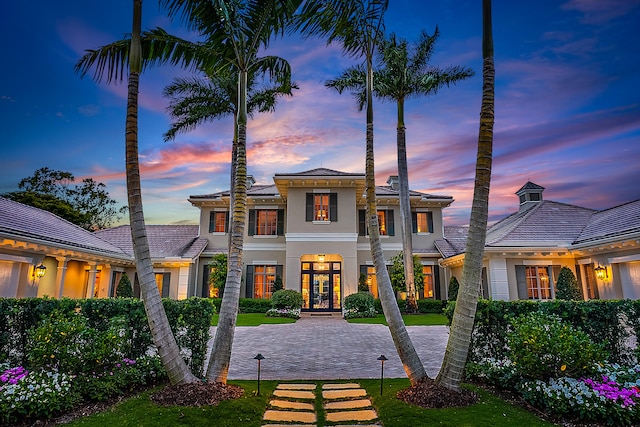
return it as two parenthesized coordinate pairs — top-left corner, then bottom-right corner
(207, 316), (448, 380)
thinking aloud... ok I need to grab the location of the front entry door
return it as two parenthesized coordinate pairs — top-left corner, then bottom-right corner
(301, 261), (341, 311)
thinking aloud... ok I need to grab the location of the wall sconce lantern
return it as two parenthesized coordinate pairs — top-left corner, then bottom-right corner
(34, 263), (47, 279)
(377, 354), (388, 395)
(594, 264), (608, 281)
(254, 353), (265, 395)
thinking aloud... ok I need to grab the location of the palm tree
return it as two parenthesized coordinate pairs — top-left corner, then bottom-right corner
(296, 0), (427, 385)
(160, 0), (302, 383)
(436, 0), (495, 391)
(76, 0), (300, 384)
(326, 29), (474, 313)
(123, 0), (197, 384)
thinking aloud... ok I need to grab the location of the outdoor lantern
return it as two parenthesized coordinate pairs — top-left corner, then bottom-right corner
(377, 355), (388, 395)
(35, 263), (47, 279)
(595, 264), (608, 281)
(254, 353), (265, 395)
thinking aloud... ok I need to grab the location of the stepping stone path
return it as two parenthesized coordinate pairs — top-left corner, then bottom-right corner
(262, 382), (381, 427)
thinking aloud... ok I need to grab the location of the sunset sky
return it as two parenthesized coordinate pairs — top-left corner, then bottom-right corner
(1, 0), (639, 227)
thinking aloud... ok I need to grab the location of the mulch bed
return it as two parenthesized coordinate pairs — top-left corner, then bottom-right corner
(150, 381), (244, 407)
(396, 377), (479, 408)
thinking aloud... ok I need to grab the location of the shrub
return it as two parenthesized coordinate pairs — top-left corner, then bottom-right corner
(115, 274), (133, 298)
(272, 275), (284, 293)
(344, 292), (377, 319)
(358, 273), (369, 292)
(208, 253), (227, 297)
(555, 267), (583, 300)
(267, 290), (303, 319)
(508, 312), (607, 380)
(448, 276), (460, 301)
(416, 299), (446, 313)
(389, 253), (425, 293)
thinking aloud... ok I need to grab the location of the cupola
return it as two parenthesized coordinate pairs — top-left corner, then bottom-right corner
(515, 181), (544, 211)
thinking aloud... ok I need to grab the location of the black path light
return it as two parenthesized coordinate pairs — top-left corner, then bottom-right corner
(254, 353), (265, 395)
(377, 355), (388, 395)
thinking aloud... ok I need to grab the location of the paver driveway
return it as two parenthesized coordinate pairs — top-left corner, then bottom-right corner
(207, 316), (448, 380)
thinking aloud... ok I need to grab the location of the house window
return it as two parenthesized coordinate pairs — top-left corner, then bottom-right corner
(422, 265), (434, 298)
(248, 209), (284, 236)
(253, 265), (276, 299)
(361, 266), (378, 299)
(306, 193), (337, 222)
(526, 266), (552, 300)
(358, 209), (395, 236)
(584, 265), (599, 300)
(209, 211), (228, 233)
(412, 211), (434, 233)
(154, 272), (170, 298)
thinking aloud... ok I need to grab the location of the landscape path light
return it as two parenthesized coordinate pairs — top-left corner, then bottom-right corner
(377, 354), (388, 395)
(254, 353), (265, 395)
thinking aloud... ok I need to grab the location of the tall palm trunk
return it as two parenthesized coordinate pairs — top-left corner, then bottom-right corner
(125, 0), (196, 385)
(207, 71), (248, 384)
(436, 0), (494, 391)
(396, 98), (417, 313)
(365, 57), (426, 386)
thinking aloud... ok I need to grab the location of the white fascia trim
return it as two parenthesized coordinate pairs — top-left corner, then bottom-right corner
(0, 253), (34, 263)
(357, 243), (403, 251)
(609, 254), (640, 263)
(286, 233), (358, 242)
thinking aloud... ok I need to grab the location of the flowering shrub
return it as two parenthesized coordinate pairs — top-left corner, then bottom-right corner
(518, 364), (640, 426)
(343, 292), (377, 319)
(266, 307), (301, 319)
(465, 358), (520, 389)
(0, 364), (79, 425)
(508, 312), (606, 380)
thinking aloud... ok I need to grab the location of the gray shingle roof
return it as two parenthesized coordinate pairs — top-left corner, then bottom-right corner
(274, 168), (364, 177)
(516, 181), (545, 193)
(485, 200), (595, 247)
(95, 225), (207, 259)
(574, 199), (640, 244)
(435, 226), (469, 258)
(0, 196), (129, 257)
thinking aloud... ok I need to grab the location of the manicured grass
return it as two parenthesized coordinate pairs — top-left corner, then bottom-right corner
(211, 313), (298, 326)
(347, 313), (449, 326)
(64, 379), (553, 427)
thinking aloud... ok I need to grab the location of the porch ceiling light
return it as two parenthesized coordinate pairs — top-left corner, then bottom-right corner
(595, 264), (608, 281)
(35, 263), (47, 278)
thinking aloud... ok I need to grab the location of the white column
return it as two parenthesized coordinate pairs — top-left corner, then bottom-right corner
(55, 257), (69, 299)
(489, 258), (510, 300)
(177, 265), (190, 300)
(85, 262), (98, 298)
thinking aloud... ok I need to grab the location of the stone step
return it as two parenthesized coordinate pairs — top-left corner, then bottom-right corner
(322, 383), (361, 390)
(277, 383), (317, 390)
(262, 425), (317, 427)
(263, 410), (316, 423)
(324, 398), (372, 410)
(270, 399), (315, 410)
(322, 388), (367, 399)
(273, 389), (315, 399)
(325, 409), (378, 423)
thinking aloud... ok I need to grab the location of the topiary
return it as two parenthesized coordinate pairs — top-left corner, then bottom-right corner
(555, 267), (583, 300)
(358, 273), (369, 292)
(272, 275), (284, 293)
(343, 292), (377, 319)
(115, 274), (133, 298)
(448, 276), (459, 301)
(271, 289), (303, 310)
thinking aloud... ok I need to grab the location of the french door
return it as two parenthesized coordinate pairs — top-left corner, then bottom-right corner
(301, 261), (341, 311)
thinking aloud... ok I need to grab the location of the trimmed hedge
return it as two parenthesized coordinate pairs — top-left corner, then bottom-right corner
(210, 297), (273, 313)
(0, 297), (215, 377)
(374, 298), (446, 314)
(444, 299), (640, 366)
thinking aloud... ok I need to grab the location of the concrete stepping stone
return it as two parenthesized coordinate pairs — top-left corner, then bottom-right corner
(273, 389), (315, 399)
(263, 410), (316, 423)
(277, 383), (317, 390)
(322, 388), (367, 399)
(270, 399), (315, 411)
(324, 398), (372, 410)
(262, 425), (317, 427)
(322, 383), (361, 390)
(325, 409), (378, 423)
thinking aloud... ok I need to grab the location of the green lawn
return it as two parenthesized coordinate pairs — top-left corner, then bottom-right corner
(347, 313), (449, 326)
(211, 313), (297, 326)
(64, 379), (554, 427)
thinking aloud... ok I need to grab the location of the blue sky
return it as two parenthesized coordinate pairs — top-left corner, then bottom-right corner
(1, 0), (639, 226)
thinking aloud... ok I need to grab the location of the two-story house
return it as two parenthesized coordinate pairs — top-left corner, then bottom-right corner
(188, 168), (454, 312)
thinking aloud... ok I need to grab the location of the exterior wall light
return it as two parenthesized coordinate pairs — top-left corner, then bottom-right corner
(594, 264), (608, 281)
(35, 263), (47, 279)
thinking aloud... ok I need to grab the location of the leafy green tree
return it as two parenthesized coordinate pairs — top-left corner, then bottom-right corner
(272, 275), (284, 293)
(437, 0), (495, 392)
(3, 167), (126, 230)
(447, 276), (460, 301)
(389, 253), (424, 295)
(297, 0), (427, 386)
(208, 254), (228, 297)
(555, 267), (583, 300)
(327, 28), (473, 313)
(115, 274), (133, 298)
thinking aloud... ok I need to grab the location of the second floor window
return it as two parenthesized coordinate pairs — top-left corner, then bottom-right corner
(412, 211), (434, 233)
(306, 193), (337, 222)
(358, 209), (395, 236)
(248, 209), (284, 236)
(209, 211), (228, 233)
